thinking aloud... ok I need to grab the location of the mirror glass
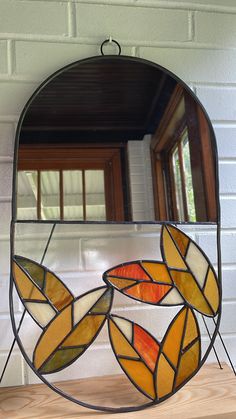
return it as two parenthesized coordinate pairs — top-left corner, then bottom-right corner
(15, 56), (218, 223)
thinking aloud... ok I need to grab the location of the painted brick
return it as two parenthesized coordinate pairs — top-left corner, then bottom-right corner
(140, 47), (236, 84)
(0, 163), (12, 197)
(166, 0), (236, 4)
(0, 317), (15, 350)
(0, 41), (8, 74)
(15, 41), (133, 79)
(220, 198), (236, 228)
(76, 4), (189, 42)
(201, 335), (236, 369)
(195, 12), (236, 47)
(196, 87), (236, 121)
(221, 268), (236, 300)
(0, 278), (20, 313)
(0, 123), (15, 157)
(0, 352), (24, 386)
(15, 237), (80, 273)
(219, 162), (236, 194)
(0, 202), (11, 235)
(82, 235), (162, 271)
(198, 231), (236, 264)
(215, 126), (236, 158)
(0, 1), (68, 36)
(0, 82), (38, 116)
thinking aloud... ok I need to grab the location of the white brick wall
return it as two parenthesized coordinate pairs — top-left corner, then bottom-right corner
(0, 0), (236, 388)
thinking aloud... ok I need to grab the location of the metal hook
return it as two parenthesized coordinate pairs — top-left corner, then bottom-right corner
(100, 38), (121, 56)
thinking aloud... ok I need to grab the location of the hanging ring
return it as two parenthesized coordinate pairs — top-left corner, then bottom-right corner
(100, 38), (121, 56)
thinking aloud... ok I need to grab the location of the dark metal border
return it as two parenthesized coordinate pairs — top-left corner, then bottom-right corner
(9, 54), (222, 412)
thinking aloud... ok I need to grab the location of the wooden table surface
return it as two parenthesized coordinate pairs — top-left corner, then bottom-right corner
(0, 364), (236, 419)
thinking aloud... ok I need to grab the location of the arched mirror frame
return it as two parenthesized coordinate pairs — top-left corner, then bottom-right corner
(9, 55), (222, 413)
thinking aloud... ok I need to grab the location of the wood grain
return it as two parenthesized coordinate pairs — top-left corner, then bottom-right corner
(0, 364), (236, 419)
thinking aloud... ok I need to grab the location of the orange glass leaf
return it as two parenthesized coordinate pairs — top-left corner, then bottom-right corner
(106, 263), (150, 280)
(109, 315), (159, 400)
(104, 260), (184, 307)
(13, 256), (74, 327)
(133, 324), (159, 372)
(124, 282), (171, 304)
(156, 307), (201, 399)
(33, 287), (113, 374)
(161, 225), (220, 316)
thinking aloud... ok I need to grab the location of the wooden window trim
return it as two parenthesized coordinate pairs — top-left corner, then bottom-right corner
(151, 85), (216, 222)
(18, 144), (128, 222)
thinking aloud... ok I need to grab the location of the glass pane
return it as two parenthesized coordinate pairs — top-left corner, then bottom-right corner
(85, 170), (106, 221)
(17, 170), (38, 219)
(182, 134), (196, 222)
(41, 171), (60, 220)
(63, 170), (83, 220)
(172, 148), (184, 221)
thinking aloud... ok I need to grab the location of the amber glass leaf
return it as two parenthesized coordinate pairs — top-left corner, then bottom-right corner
(12, 256), (74, 328)
(108, 315), (160, 400)
(161, 225), (220, 316)
(15, 256), (74, 310)
(33, 286), (113, 374)
(103, 260), (183, 307)
(156, 307), (201, 399)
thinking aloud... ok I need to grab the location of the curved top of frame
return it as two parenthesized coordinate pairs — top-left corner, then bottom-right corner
(12, 55), (220, 226)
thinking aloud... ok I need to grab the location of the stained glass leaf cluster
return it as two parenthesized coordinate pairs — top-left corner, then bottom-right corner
(108, 307), (200, 400)
(33, 286), (113, 374)
(12, 224), (220, 405)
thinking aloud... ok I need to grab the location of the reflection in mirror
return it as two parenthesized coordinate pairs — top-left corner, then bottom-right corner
(16, 57), (217, 223)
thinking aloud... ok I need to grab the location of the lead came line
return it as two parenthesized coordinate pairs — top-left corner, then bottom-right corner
(0, 223), (56, 383)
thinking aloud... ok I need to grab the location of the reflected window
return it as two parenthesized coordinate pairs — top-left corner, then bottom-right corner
(151, 85), (216, 222)
(17, 145), (128, 221)
(171, 130), (196, 222)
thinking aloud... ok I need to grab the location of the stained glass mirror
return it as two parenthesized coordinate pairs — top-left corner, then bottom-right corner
(10, 54), (221, 413)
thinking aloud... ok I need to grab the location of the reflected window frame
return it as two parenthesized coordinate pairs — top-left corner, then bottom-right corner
(17, 144), (131, 222)
(151, 85), (217, 222)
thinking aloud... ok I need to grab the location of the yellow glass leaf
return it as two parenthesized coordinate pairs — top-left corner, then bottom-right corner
(162, 307), (187, 367)
(175, 340), (200, 388)
(156, 354), (175, 399)
(141, 262), (172, 283)
(106, 277), (137, 289)
(166, 225), (189, 257)
(34, 304), (72, 370)
(62, 315), (105, 347)
(45, 272), (73, 311)
(204, 268), (219, 315)
(119, 358), (156, 400)
(162, 227), (187, 270)
(109, 319), (138, 358)
(33, 287), (112, 374)
(170, 270), (213, 316)
(13, 262), (46, 301)
(182, 309), (198, 350)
